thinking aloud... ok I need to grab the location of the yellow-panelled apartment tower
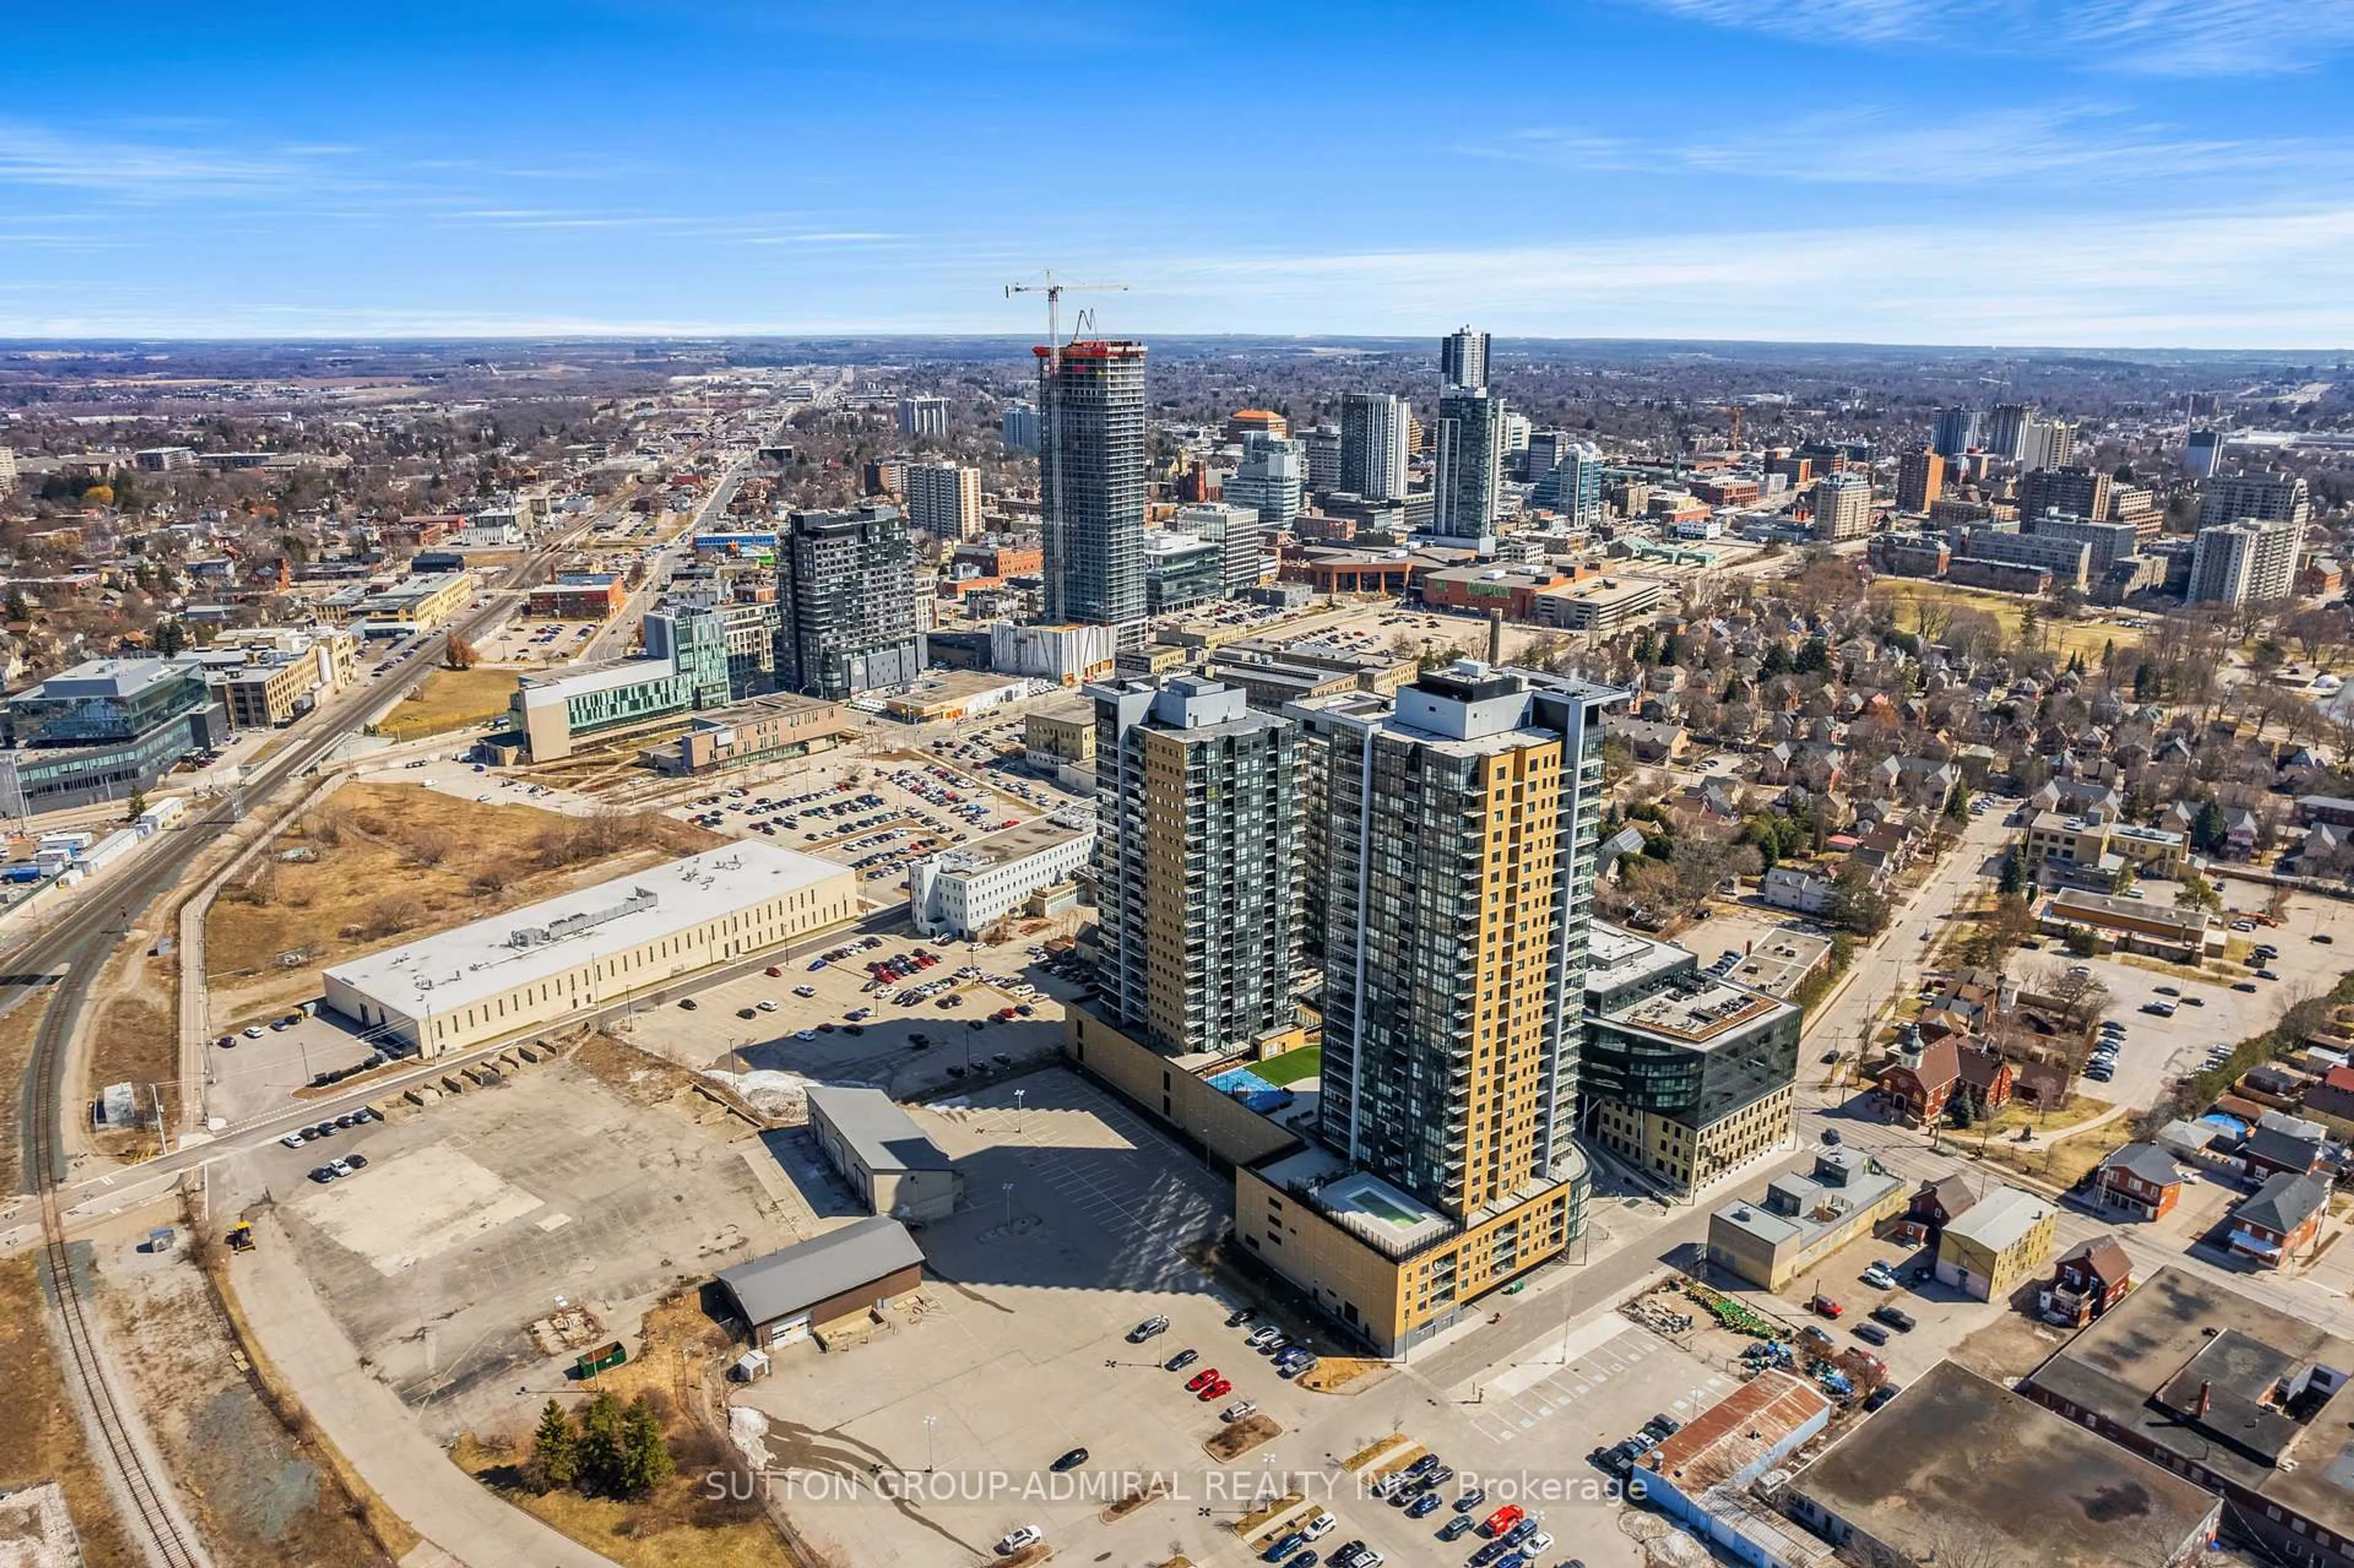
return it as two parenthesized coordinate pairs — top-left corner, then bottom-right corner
(1249, 661), (1622, 1353)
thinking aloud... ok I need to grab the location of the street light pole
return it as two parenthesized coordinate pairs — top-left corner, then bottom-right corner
(1013, 1087), (1026, 1133)
(1001, 1181), (1015, 1224)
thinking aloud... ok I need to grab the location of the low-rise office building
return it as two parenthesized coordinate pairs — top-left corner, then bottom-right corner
(2037, 887), (2220, 962)
(526, 574), (629, 621)
(2025, 810), (2189, 880)
(1581, 923), (1801, 1198)
(660, 693), (847, 774)
(321, 571), (474, 633)
(1935, 1184), (2057, 1300)
(907, 817), (1095, 939)
(805, 1087), (959, 1223)
(323, 842), (858, 1057)
(1021, 699), (1095, 769)
(1705, 1149), (1909, 1292)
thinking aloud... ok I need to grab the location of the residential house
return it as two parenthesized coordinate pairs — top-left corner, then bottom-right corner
(2296, 795), (2354, 828)
(1609, 714), (1689, 764)
(2014, 1058), (2074, 1109)
(2226, 1171), (2328, 1269)
(2043, 1235), (2134, 1326)
(1761, 864), (1835, 915)
(2093, 1143), (2184, 1220)
(2223, 806), (2260, 859)
(2241, 1119), (2332, 1183)
(1957, 1044), (2018, 1116)
(1908, 1173), (1978, 1233)
(1873, 755), (1960, 810)
(2304, 1064), (2354, 1122)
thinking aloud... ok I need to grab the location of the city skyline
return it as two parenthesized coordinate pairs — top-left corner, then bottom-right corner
(2, 1), (2352, 344)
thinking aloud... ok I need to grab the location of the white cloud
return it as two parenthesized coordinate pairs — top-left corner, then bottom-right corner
(1129, 204), (2354, 344)
(0, 121), (350, 197)
(1628, 0), (2354, 75)
(1469, 104), (2338, 186)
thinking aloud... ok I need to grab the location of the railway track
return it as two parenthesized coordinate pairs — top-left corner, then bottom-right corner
(28, 912), (206, 1566)
(7, 514), (610, 1564)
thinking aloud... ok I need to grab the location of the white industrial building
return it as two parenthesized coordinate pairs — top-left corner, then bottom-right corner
(324, 843), (859, 1057)
(907, 818), (1094, 939)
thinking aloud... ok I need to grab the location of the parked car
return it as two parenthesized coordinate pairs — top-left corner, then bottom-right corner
(1049, 1448), (1088, 1472)
(996, 1525), (1042, 1555)
(1127, 1317), (1170, 1343)
(1854, 1322), (1891, 1346)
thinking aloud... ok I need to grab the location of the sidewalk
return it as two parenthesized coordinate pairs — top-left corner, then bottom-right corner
(232, 1213), (619, 1568)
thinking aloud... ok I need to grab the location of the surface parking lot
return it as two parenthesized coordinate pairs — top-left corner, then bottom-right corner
(620, 929), (1081, 1102)
(739, 1068), (1669, 1568)
(665, 756), (1079, 894)
(737, 1070), (1255, 1568)
(2051, 883), (2354, 1108)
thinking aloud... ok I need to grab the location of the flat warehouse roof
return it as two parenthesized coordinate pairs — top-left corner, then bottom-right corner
(324, 842), (850, 1019)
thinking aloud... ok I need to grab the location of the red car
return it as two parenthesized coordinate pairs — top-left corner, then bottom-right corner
(1185, 1368), (1219, 1393)
(1811, 1294), (1843, 1319)
(764, 965), (783, 978)
(1197, 1379), (1232, 1402)
(1480, 1504), (1525, 1538)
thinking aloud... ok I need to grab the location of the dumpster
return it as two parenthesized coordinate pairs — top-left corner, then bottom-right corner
(574, 1341), (627, 1379)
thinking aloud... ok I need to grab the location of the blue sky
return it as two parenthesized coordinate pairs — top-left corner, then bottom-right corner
(5, 0), (2354, 344)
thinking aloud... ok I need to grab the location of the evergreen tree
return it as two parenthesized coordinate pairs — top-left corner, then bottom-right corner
(153, 618), (188, 657)
(1794, 636), (1831, 674)
(1761, 642), (1791, 676)
(576, 1391), (628, 1496)
(1998, 846), (2028, 897)
(618, 1395), (675, 1496)
(531, 1399), (579, 1490)
(2132, 663), (2153, 702)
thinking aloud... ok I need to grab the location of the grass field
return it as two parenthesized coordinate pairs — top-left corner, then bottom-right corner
(1869, 580), (2143, 664)
(374, 666), (518, 739)
(1255, 1045), (1322, 1086)
(204, 782), (723, 1018)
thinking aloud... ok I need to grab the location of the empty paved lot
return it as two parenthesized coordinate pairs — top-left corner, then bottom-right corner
(263, 1060), (794, 1439)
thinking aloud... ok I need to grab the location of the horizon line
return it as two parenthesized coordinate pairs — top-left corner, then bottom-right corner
(0, 331), (2348, 357)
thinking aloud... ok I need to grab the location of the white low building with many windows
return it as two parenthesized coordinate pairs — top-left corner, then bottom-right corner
(907, 818), (1095, 940)
(324, 843), (859, 1057)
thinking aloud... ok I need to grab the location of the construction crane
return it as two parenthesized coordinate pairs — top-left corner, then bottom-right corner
(1005, 269), (1129, 351)
(1726, 402), (1744, 452)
